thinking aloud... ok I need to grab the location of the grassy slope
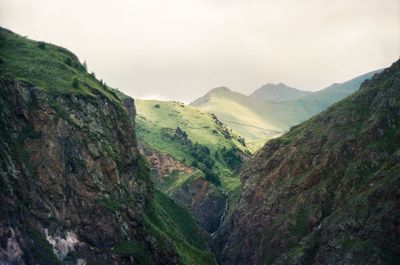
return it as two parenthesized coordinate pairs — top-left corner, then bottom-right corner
(190, 88), (285, 150)
(136, 99), (249, 191)
(190, 71), (381, 151)
(191, 92), (281, 140)
(145, 190), (217, 265)
(0, 27), (215, 265)
(249, 83), (311, 102)
(0, 28), (119, 103)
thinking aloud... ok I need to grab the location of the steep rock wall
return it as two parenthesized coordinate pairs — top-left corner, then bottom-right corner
(0, 76), (177, 264)
(219, 61), (400, 264)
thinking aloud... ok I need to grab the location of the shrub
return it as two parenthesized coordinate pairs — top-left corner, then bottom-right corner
(112, 240), (145, 258)
(238, 136), (246, 146)
(136, 154), (150, 180)
(200, 166), (221, 186)
(220, 146), (243, 169)
(38, 42), (46, 49)
(82, 60), (88, 71)
(64, 57), (72, 66)
(175, 127), (188, 138)
(72, 78), (79, 89)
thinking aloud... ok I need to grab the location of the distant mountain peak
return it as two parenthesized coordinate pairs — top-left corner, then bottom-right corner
(249, 82), (310, 102)
(189, 86), (233, 106)
(208, 86), (231, 94)
(263, 82), (289, 88)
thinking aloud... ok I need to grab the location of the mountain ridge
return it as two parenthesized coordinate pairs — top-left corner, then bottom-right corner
(249, 82), (311, 102)
(216, 59), (400, 265)
(190, 69), (382, 150)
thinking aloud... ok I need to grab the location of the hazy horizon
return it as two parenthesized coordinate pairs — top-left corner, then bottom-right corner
(1, 0), (399, 103)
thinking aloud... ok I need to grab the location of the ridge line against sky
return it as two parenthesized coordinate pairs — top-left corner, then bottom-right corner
(1, 0), (399, 103)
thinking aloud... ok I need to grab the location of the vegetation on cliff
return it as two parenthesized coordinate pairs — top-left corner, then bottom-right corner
(0, 27), (216, 265)
(136, 99), (249, 232)
(1, 24), (397, 265)
(218, 60), (400, 264)
(136, 99), (249, 190)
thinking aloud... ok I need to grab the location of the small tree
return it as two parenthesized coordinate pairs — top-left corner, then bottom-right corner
(82, 60), (87, 71)
(72, 78), (79, 89)
(64, 57), (72, 66)
(38, 42), (46, 49)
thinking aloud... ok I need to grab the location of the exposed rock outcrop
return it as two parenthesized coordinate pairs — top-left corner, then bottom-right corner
(145, 149), (226, 233)
(148, 150), (193, 178)
(0, 76), (182, 264)
(218, 60), (400, 264)
(0, 27), (218, 265)
(171, 176), (226, 233)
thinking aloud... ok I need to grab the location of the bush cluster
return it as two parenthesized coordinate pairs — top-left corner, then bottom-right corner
(218, 146), (243, 169)
(170, 127), (221, 186)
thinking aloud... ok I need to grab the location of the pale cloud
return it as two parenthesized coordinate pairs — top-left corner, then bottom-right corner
(0, 0), (399, 102)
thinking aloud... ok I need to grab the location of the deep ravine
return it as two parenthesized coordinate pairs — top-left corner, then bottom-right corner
(1, 25), (399, 265)
(211, 191), (229, 237)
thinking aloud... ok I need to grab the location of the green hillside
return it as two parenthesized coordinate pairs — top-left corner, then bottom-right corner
(190, 87), (283, 150)
(0, 28), (119, 103)
(0, 27), (216, 265)
(190, 71), (381, 151)
(136, 99), (250, 191)
(136, 99), (252, 233)
(145, 189), (217, 264)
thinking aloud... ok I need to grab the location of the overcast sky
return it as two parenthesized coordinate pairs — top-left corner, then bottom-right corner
(1, 0), (399, 102)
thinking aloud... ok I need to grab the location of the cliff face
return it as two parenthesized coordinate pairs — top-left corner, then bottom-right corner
(219, 60), (400, 264)
(0, 27), (216, 265)
(0, 76), (174, 264)
(145, 149), (226, 233)
(135, 98), (248, 233)
(170, 175), (226, 234)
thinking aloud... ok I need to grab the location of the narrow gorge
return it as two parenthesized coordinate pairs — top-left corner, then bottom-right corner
(1, 24), (399, 265)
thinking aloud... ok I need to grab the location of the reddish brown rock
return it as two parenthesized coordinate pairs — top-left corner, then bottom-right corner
(218, 60), (400, 264)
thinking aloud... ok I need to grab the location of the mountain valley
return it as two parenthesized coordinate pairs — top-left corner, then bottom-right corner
(0, 26), (399, 265)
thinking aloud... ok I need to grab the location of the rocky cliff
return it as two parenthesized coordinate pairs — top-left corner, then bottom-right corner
(145, 149), (226, 234)
(0, 27), (216, 265)
(0, 75), (162, 264)
(135, 98), (248, 234)
(218, 60), (400, 264)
